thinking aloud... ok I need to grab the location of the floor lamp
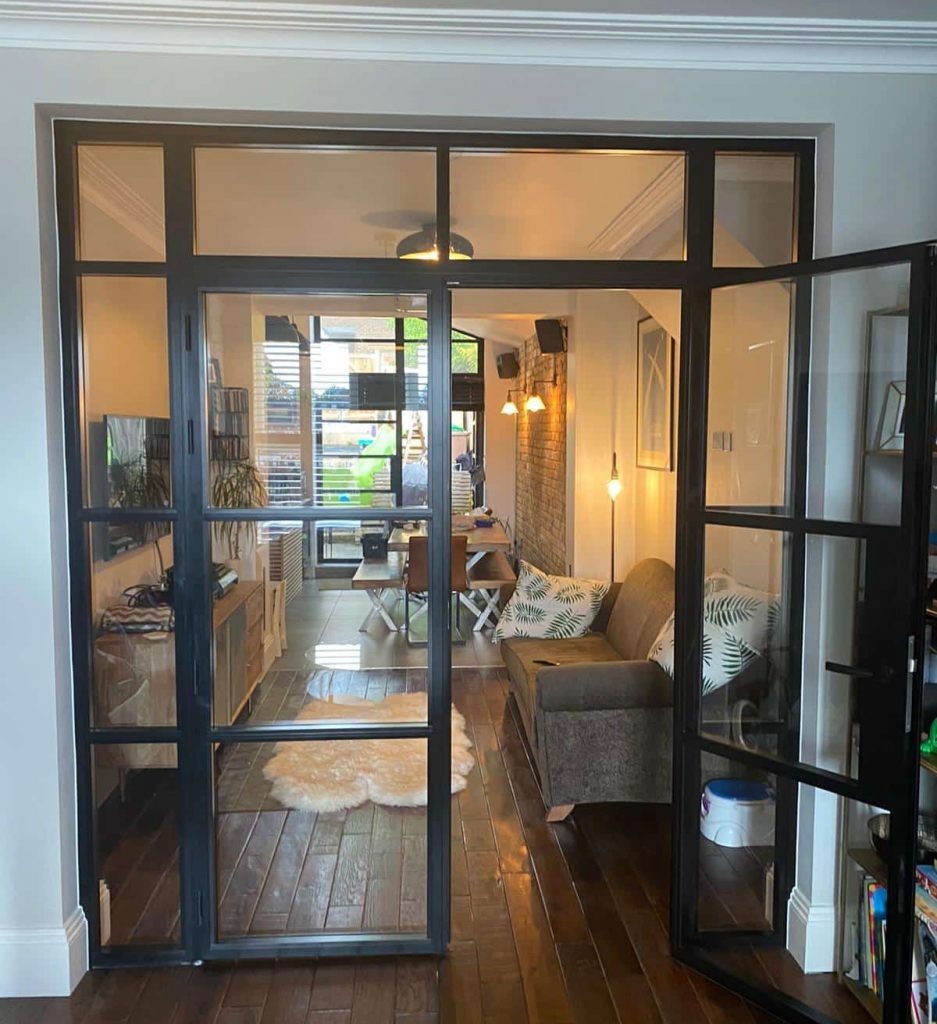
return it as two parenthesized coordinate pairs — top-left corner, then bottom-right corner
(607, 451), (621, 581)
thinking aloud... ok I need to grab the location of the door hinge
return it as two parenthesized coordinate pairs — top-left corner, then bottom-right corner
(185, 314), (192, 352)
(187, 419), (195, 455)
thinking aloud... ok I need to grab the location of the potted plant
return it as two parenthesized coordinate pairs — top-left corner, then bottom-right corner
(210, 460), (268, 563)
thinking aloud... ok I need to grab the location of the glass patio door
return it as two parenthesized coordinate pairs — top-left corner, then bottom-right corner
(672, 244), (937, 1024)
(181, 279), (454, 960)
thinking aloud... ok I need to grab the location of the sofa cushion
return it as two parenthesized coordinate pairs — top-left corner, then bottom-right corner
(648, 570), (779, 695)
(501, 634), (622, 733)
(494, 561), (609, 641)
(535, 660), (673, 713)
(605, 558), (675, 660)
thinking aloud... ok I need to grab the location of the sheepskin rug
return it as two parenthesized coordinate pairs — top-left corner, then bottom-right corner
(261, 692), (475, 813)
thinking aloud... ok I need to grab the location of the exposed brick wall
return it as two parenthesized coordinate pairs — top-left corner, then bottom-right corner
(514, 335), (567, 575)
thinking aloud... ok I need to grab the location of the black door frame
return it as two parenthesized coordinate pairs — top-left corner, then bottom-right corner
(670, 240), (937, 1024)
(54, 119), (818, 969)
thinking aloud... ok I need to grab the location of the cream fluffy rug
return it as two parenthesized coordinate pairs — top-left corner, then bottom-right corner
(262, 692), (475, 813)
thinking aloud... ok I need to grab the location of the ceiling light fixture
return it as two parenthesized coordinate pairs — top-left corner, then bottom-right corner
(396, 224), (474, 261)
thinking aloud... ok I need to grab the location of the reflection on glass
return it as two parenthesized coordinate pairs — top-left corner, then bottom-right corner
(206, 518), (429, 727)
(81, 276), (171, 509)
(806, 264), (911, 527)
(713, 153), (797, 268)
(450, 149), (685, 260)
(194, 147), (435, 257)
(699, 526), (790, 761)
(90, 522), (176, 728)
(214, 739), (427, 937)
(695, 750), (889, 1022)
(77, 144), (166, 261)
(707, 280), (793, 510)
(92, 744), (180, 947)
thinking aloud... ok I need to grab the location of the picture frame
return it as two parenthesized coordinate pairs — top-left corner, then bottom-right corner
(208, 357), (223, 388)
(877, 379), (906, 451)
(636, 316), (675, 471)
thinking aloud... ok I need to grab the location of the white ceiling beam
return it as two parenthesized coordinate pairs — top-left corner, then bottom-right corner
(1, 2), (937, 72)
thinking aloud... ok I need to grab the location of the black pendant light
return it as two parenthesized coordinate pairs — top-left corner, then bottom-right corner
(396, 223), (474, 261)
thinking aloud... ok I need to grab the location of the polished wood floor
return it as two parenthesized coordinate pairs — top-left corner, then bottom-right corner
(1, 657), (868, 1024)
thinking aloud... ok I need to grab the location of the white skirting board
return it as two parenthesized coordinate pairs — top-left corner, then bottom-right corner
(0, 906), (88, 997)
(787, 886), (837, 974)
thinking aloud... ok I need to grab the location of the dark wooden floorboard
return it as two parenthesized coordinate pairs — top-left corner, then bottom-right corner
(2, 666), (863, 1024)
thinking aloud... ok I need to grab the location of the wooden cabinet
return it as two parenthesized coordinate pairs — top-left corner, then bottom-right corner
(94, 578), (266, 766)
(212, 579), (264, 726)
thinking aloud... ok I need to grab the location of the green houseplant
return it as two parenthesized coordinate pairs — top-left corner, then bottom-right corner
(210, 460), (268, 560)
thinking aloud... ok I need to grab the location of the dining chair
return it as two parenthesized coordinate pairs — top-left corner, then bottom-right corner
(404, 534), (468, 646)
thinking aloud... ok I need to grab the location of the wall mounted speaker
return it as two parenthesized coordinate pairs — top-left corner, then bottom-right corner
(535, 318), (566, 354)
(496, 351), (520, 379)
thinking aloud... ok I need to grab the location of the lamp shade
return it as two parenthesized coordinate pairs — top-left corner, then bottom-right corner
(396, 224), (474, 261)
(500, 399), (519, 415)
(524, 393), (546, 413)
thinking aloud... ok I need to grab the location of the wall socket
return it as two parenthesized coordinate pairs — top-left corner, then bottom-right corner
(712, 430), (734, 452)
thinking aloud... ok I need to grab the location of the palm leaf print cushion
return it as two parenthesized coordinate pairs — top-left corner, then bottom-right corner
(648, 570), (780, 694)
(494, 561), (609, 641)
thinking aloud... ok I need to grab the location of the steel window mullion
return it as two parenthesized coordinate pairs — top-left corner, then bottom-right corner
(90, 728), (181, 744)
(55, 125), (106, 961)
(693, 735), (869, 803)
(671, 141), (714, 952)
(209, 724), (432, 743)
(207, 935), (435, 959)
(706, 245), (925, 288)
(426, 279), (452, 953)
(55, 117), (819, 157)
(74, 260), (168, 276)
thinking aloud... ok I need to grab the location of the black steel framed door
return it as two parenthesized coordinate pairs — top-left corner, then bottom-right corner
(176, 274), (455, 961)
(672, 243), (937, 1023)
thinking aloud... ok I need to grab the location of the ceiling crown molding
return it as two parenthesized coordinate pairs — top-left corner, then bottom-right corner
(1, 1), (937, 72)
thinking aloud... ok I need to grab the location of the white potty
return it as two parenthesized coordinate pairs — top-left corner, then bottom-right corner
(700, 778), (775, 848)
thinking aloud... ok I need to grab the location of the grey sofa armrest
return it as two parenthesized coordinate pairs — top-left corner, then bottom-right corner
(535, 660), (673, 714)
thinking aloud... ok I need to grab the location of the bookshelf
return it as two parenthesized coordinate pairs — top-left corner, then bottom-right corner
(209, 386), (250, 462)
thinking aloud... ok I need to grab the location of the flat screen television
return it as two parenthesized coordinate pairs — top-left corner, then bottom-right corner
(96, 415), (171, 560)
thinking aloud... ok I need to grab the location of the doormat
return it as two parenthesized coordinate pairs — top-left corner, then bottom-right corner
(262, 692), (475, 812)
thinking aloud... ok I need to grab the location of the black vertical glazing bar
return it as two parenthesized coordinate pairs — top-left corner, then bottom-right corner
(884, 246), (936, 1024)
(426, 280), (452, 952)
(54, 124), (103, 959)
(436, 146), (450, 266)
(671, 143), (714, 950)
(164, 135), (208, 961)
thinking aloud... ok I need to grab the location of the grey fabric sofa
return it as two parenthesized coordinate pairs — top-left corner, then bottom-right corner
(500, 557), (675, 818)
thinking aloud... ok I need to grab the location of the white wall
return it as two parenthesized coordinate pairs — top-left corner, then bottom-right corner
(2, 43), (937, 995)
(568, 289), (681, 582)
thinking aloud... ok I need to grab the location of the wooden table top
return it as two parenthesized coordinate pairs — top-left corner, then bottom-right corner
(351, 550), (407, 589)
(387, 520), (510, 553)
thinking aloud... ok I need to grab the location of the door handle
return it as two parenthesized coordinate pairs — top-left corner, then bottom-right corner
(824, 661), (874, 679)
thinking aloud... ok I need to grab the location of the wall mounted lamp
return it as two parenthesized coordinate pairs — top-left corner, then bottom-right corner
(500, 389), (523, 416)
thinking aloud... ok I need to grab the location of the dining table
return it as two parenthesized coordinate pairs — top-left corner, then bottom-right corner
(387, 518), (511, 570)
(387, 518), (515, 632)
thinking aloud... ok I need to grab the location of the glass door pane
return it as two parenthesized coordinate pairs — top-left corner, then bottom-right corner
(675, 246), (934, 1024)
(198, 285), (447, 955)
